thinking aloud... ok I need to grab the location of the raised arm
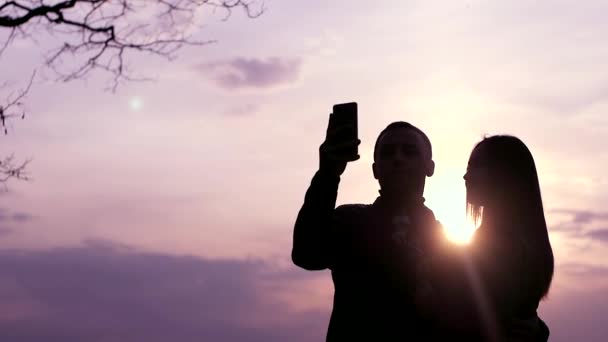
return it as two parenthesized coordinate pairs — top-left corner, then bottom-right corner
(291, 112), (360, 270)
(292, 170), (341, 270)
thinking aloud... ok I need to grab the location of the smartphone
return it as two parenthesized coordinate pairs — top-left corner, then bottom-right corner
(330, 102), (358, 159)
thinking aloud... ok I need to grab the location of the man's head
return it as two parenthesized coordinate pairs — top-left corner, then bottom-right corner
(372, 122), (434, 199)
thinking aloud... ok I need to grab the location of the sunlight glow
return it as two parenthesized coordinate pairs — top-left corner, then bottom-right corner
(443, 219), (477, 244)
(424, 171), (478, 245)
(129, 97), (143, 111)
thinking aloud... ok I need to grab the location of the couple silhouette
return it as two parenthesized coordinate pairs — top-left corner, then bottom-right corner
(292, 120), (554, 342)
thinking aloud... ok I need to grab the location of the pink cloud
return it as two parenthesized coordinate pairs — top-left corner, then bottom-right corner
(0, 240), (328, 341)
(197, 57), (301, 90)
(0, 240), (605, 341)
(541, 287), (608, 342)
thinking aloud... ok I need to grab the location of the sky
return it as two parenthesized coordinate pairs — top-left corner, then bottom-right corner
(1, 0), (607, 340)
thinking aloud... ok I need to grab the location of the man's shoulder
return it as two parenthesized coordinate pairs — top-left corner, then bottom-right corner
(333, 203), (373, 221)
(335, 203), (372, 213)
(420, 204), (437, 218)
(420, 205), (445, 232)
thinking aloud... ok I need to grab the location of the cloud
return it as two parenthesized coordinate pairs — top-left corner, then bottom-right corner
(585, 229), (608, 243)
(0, 227), (14, 236)
(528, 261), (608, 341)
(197, 57), (301, 90)
(549, 209), (608, 234)
(10, 212), (33, 222)
(547, 209), (608, 266)
(558, 262), (608, 279)
(549, 222), (583, 234)
(0, 241), (603, 341)
(3, 239), (605, 342)
(0, 240), (330, 342)
(540, 287), (608, 342)
(565, 210), (608, 225)
(0, 208), (34, 224)
(550, 209), (608, 223)
(0, 208), (34, 235)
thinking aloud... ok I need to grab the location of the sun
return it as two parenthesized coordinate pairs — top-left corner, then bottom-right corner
(424, 172), (478, 244)
(432, 197), (477, 244)
(129, 97), (143, 111)
(442, 219), (477, 244)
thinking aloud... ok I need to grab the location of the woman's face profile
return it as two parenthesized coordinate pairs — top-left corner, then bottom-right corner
(464, 145), (490, 206)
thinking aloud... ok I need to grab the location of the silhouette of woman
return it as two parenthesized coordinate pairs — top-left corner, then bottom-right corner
(426, 135), (554, 342)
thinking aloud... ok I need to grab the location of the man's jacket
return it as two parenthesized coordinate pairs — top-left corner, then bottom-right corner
(292, 170), (443, 341)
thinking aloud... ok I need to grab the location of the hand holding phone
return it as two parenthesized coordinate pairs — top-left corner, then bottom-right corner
(319, 102), (360, 176)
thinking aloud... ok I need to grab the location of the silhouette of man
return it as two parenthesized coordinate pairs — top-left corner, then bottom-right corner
(292, 119), (443, 341)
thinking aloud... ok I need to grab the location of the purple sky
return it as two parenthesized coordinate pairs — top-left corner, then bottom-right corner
(1, 0), (607, 340)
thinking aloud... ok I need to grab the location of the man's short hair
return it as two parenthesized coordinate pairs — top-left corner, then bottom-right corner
(373, 121), (433, 161)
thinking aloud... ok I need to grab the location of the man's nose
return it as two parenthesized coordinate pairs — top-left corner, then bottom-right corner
(395, 148), (409, 160)
(392, 151), (407, 165)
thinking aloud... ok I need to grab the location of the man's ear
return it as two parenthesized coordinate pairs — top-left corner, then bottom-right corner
(372, 162), (379, 179)
(426, 160), (435, 177)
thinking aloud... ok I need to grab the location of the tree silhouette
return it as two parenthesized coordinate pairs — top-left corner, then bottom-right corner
(0, 0), (263, 185)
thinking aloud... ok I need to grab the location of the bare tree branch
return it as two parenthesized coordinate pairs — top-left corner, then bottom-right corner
(0, 153), (31, 188)
(0, 25), (16, 54)
(1, 0), (264, 90)
(0, 69), (34, 135)
(0, 0), (264, 186)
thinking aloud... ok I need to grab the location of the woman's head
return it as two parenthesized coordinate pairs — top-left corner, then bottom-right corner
(465, 135), (542, 223)
(464, 135), (554, 298)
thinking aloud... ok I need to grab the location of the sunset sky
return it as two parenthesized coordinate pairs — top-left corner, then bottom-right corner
(1, 0), (607, 341)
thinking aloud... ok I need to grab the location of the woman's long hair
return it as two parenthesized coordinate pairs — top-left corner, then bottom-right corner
(467, 135), (554, 299)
